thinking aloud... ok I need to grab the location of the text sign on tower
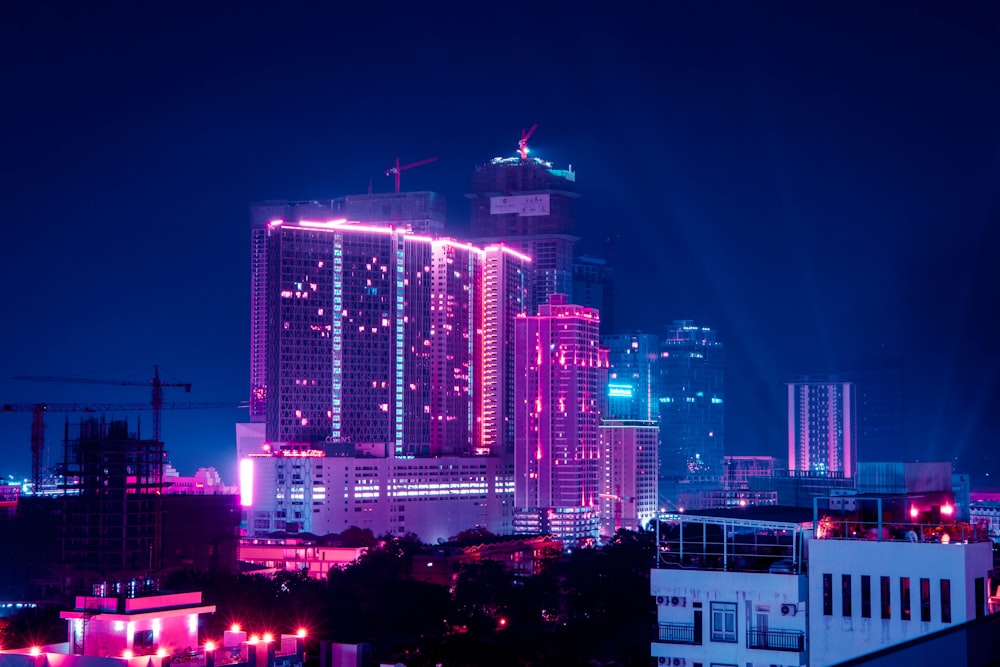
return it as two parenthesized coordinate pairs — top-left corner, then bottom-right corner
(490, 194), (550, 217)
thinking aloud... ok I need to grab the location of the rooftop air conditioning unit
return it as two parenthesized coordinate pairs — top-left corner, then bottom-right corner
(781, 603), (798, 616)
(671, 596), (687, 607)
(657, 658), (667, 665)
(656, 596), (668, 605)
(672, 659), (686, 666)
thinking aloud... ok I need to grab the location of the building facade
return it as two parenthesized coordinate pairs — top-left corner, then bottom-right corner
(249, 193), (446, 421)
(598, 420), (658, 540)
(787, 377), (857, 478)
(603, 332), (659, 422)
(573, 255), (614, 335)
(242, 448), (513, 543)
(261, 218), (529, 456)
(468, 155), (578, 312)
(513, 294), (606, 544)
(657, 321), (726, 497)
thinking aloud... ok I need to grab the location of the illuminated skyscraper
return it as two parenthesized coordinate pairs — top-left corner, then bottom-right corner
(468, 154), (578, 312)
(249, 194), (445, 421)
(657, 321), (725, 500)
(598, 420), (658, 541)
(787, 377), (857, 478)
(478, 245), (533, 457)
(513, 294), (607, 543)
(261, 217), (530, 457)
(602, 332), (659, 422)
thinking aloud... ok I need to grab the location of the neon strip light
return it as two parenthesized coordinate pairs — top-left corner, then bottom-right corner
(239, 458), (254, 506)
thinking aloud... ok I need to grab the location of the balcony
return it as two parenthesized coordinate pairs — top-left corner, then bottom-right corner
(747, 628), (804, 652)
(657, 622), (700, 645)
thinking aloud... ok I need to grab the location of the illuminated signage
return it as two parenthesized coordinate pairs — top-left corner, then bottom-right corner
(608, 384), (634, 398)
(490, 194), (550, 217)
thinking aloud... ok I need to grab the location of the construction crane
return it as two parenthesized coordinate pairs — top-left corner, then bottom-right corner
(14, 365), (191, 444)
(517, 124), (538, 161)
(384, 156), (437, 193)
(1, 401), (248, 492)
(599, 487), (635, 533)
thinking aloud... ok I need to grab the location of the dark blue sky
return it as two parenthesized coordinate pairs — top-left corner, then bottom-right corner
(2, 2), (997, 486)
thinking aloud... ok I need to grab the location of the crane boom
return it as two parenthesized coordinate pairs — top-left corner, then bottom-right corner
(13, 365), (191, 442)
(2, 401), (248, 491)
(384, 156), (438, 193)
(518, 124), (538, 160)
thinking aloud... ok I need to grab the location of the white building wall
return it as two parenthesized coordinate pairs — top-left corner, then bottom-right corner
(246, 454), (513, 543)
(808, 538), (993, 666)
(650, 568), (808, 667)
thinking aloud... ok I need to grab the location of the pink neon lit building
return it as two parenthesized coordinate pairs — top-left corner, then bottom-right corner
(787, 377), (856, 478)
(261, 218), (530, 457)
(513, 294), (607, 543)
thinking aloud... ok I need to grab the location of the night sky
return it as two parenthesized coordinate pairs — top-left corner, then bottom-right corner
(2, 2), (997, 487)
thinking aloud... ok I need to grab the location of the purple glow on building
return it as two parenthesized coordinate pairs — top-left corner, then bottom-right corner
(513, 294), (606, 543)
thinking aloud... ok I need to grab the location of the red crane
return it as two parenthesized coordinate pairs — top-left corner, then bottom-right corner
(1, 400), (248, 492)
(518, 123), (538, 160)
(384, 156), (438, 193)
(13, 365), (191, 444)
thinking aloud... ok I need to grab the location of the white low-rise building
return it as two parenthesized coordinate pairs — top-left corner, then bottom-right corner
(242, 446), (513, 543)
(808, 497), (994, 666)
(650, 510), (812, 667)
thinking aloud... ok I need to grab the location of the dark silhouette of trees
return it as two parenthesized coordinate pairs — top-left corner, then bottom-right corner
(9, 528), (657, 667)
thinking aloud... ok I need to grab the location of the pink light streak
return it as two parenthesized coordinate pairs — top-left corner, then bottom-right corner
(239, 458), (253, 507)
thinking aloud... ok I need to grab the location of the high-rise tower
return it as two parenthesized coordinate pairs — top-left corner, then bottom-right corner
(657, 321), (725, 500)
(249, 194), (446, 422)
(602, 332), (659, 422)
(513, 294), (607, 543)
(787, 377), (857, 478)
(468, 142), (578, 313)
(260, 217), (530, 457)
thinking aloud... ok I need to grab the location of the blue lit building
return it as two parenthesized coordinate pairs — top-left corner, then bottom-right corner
(602, 332), (659, 422)
(657, 321), (726, 501)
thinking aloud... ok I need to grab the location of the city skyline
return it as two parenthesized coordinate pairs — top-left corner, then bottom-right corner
(1, 3), (997, 486)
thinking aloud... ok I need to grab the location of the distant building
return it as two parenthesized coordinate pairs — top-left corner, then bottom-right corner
(602, 332), (659, 422)
(513, 294), (606, 544)
(598, 420), (658, 540)
(57, 419), (164, 593)
(843, 356), (906, 462)
(787, 377), (857, 478)
(249, 193), (447, 421)
(243, 447), (513, 544)
(657, 321), (726, 497)
(238, 538), (366, 579)
(411, 535), (563, 587)
(468, 154), (579, 312)
(162, 465), (236, 495)
(573, 255), (614, 334)
(259, 218), (529, 455)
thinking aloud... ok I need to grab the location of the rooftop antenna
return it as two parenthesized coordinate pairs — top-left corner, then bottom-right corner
(518, 123), (538, 160)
